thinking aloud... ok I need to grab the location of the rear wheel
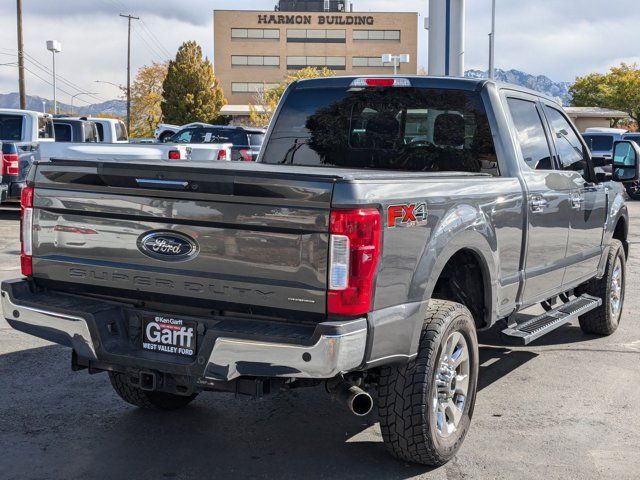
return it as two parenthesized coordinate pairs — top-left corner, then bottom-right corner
(109, 372), (198, 410)
(378, 300), (479, 466)
(625, 182), (640, 200)
(575, 239), (626, 335)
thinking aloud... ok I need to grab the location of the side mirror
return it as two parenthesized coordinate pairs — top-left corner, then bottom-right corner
(612, 140), (640, 182)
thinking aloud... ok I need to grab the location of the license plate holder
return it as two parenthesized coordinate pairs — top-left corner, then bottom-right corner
(142, 315), (197, 358)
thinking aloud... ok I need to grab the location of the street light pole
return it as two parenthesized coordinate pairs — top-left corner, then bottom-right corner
(488, 0), (496, 79)
(16, 0), (26, 110)
(382, 54), (410, 75)
(46, 40), (62, 114)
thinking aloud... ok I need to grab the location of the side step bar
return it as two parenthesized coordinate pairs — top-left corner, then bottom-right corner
(502, 294), (602, 345)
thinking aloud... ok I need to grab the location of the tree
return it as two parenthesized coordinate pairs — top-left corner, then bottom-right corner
(249, 67), (335, 127)
(161, 41), (226, 125)
(570, 63), (640, 126)
(130, 61), (168, 138)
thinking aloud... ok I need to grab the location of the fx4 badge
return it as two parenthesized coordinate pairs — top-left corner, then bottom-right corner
(387, 203), (428, 228)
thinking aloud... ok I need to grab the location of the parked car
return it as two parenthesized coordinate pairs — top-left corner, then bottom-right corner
(154, 122), (211, 142)
(2, 76), (636, 467)
(170, 125), (266, 161)
(53, 117), (99, 143)
(582, 127), (627, 160)
(0, 108), (54, 203)
(68, 117), (128, 143)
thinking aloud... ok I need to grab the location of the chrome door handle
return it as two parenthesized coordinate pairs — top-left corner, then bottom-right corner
(529, 196), (548, 213)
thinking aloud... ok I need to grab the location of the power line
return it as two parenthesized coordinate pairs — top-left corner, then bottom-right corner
(22, 65), (94, 106)
(132, 24), (167, 62)
(139, 19), (171, 58)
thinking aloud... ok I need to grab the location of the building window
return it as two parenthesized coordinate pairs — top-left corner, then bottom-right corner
(287, 29), (346, 43)
(231, 55), (280, 66)
(353, 30), (401, 41)
(287, 56), (346, 70)
(232, 82), (280, 93)
(352, 57), (395, 68)
(231, 28), (280, 39)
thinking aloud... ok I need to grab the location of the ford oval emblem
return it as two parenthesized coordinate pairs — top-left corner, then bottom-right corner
(137, 231), (199, 262)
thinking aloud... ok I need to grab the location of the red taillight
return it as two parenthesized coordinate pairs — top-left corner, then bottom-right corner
(168, 150), (181, 160)
(327, 208), (381, 316)
(217, 149), (228, 161)
(20, 186), (34, 277)
(350, 78), (411, 88)
(2, 153), (20, 176)
(240, 149), (253, 161)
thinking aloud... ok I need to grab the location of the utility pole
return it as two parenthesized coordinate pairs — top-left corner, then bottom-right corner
(488, 0), (496, 79)
(120, 13), (139, 134)
(16, 0), (26, 109)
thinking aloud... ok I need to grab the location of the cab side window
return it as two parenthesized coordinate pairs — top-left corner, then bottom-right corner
(544, 106), (587, 177)
(507, 98), (553, 170)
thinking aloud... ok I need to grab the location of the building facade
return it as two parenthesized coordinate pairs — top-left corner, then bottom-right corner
(213, 9), (418, 106)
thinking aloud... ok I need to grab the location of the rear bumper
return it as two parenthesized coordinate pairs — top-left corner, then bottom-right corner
(1, 278), (367, 382)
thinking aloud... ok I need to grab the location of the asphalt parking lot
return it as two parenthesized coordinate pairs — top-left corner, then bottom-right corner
(0, 202), (639, 480)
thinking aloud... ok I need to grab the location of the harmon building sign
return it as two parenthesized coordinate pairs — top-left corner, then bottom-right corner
(258, 14), (375, 25)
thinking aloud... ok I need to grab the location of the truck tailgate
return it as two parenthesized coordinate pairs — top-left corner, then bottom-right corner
(30, 160), (338, 316)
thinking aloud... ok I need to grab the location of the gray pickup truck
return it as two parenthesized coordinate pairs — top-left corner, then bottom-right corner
(2, 76), (638, 466)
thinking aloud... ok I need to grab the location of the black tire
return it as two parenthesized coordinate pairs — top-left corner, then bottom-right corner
(378, 300), (479, 466)
(625, 182), (640, 200)
(575, 239), (626, 335)
(108, 372), (198, 410)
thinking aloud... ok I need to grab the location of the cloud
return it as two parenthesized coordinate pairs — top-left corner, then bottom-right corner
(0, 0), (638, 103)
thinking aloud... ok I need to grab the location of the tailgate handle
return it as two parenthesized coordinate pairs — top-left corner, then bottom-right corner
(135, 178), (189, 190)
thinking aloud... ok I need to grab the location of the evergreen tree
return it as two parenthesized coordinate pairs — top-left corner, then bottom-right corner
(161, 41), (226, 125)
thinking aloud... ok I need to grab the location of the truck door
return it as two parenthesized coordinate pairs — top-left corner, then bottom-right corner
(541, 104), (607, 286)
(506, 96), (573, 304)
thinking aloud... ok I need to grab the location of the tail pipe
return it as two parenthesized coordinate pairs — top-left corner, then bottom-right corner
(331, 382), (374, 417)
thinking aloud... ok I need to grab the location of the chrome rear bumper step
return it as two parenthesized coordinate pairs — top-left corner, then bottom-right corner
(502, 294), (601, 345)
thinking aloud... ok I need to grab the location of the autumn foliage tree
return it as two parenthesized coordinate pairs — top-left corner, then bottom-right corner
(249, 67), (335, 127)
(161, 41), (226, 125)
(130, 61), (168, 137)
(570, 63), (640, 127)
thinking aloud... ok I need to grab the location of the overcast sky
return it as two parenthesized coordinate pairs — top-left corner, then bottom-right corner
(0, 0), (638, 106)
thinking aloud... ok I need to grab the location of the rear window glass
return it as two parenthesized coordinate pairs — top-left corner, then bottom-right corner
(0, 114), (23, 141)
(582, 134), (614, 152)
(54, 123), (72, 142)
(623, 135), (640, 147)
(38, 116), (54, 139)
(249, 133), (265, 146)
(198, 129), (248, 145)
(262, 86), (497, 174)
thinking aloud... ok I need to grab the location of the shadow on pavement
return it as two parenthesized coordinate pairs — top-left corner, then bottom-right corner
(0, 327), (594, 480)
(0, 206), (20, 220)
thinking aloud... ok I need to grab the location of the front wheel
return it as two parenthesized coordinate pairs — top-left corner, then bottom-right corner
(378, 300), (479, 466)
(625, 182), (640, 200)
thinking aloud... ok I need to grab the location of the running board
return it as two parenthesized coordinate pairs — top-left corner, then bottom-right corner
(502, 294), (602, 345)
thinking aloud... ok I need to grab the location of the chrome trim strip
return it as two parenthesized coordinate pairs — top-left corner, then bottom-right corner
(206, 322), (367, 381)
(1, 287), (97, 360)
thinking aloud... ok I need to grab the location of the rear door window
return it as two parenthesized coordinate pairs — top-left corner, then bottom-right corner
(54, 123), (73, 142)
(0, 114), (23, 141)
(84, 123), (99, 143)
(95, 123), (104, 141)
(507, 98), (554, 170)
(172, 129), (195, 143)
(115, 121), (128, 141)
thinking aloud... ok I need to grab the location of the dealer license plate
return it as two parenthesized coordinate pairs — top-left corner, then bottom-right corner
(142, 315), (197, 358)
